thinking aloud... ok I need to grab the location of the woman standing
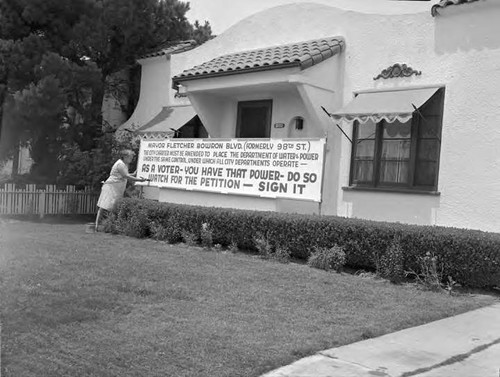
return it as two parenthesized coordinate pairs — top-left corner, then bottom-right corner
(95, 149), (145, 231)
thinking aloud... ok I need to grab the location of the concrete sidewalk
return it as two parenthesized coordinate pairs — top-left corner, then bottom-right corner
(261, 302), (500, 377)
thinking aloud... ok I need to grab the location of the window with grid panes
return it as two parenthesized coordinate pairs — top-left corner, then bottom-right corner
(349, 88), (444, 191)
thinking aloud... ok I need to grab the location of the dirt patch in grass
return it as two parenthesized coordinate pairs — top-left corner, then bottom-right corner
(1, 221), (498, 377)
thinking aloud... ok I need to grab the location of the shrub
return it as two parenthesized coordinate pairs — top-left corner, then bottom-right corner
(308, 245), (346, 272)
(273, 245), (291, 263)
(330, 245), (347, 272)
(378, 236), (405, 283)
(181, 230), (198, 246)
(162, 219), (184, 244)
(229, 240), (239, 253)
(253, 232), (272, 259)
(150, 221), (170, 241)
(405, 252), (459, 293)
(413, 251), (443, 290)
(101, 212), (118, 234)
(107, 198), (500, 288)
(200, 223), (213, 249)
(308, 247), (330, 271)
(113, 200), (150, 238)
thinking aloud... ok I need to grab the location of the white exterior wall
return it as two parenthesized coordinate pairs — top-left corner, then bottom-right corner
(431, 7), (500, 231)
(158, 188), (278, 212)
(187, 79), (320, 139)
(119, 56), (176, 131)
(331, 1), (500, 233)
(165, 1), (500, 232)
(0, 146), (33, 177)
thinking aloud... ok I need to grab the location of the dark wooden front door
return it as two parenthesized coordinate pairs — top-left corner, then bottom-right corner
(236, 100), (272, 138)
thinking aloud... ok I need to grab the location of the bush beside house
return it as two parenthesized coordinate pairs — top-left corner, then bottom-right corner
(105, 198), (500, 289)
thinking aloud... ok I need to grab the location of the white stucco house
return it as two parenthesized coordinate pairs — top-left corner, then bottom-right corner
(124, 0), (500, 233)
(117, 40), (207, 139)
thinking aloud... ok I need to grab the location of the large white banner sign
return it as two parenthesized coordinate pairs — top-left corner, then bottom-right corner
(137, 138), (326, 201)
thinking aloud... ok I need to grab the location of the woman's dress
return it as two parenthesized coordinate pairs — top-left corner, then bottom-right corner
(97, 159), (128, 211)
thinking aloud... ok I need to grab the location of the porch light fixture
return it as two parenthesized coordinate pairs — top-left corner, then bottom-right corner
(296, 117), (304, 130)
(292, 116), (304, 130)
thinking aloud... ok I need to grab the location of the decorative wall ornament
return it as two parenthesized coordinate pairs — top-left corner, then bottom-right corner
(373, 63), (422, 80)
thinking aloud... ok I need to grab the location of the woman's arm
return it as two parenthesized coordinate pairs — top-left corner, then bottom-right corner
(117, 162), (145, 182)
(125, 173), (146, 182)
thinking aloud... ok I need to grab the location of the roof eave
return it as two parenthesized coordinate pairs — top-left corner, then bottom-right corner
(138, 40), (198, 60)
(431, 0), (481, 16)
(172, 61), (301, 90)
(171, 37), (344, 91)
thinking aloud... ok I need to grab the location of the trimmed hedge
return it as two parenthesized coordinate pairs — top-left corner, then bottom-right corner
(106, 198), (500, 289)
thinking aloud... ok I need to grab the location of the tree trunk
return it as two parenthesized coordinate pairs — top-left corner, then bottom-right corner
(11, 142), (19, 177)
(0, 87), (5, 156)
(101, 68), (130, 131)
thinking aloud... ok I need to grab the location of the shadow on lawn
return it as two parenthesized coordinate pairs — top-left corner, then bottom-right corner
(5, 291), (133, 334)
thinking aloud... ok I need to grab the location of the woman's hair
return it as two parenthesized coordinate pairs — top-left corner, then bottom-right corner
(120, 149), (135, 159)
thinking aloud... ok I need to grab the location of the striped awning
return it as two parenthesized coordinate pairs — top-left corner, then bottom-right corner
(331, 87), (440, 124)
(136, 105), (196, 134)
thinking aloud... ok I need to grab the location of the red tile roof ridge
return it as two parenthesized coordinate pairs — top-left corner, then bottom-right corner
(139, 40), (198, 60)
(172, 36), (344, 89)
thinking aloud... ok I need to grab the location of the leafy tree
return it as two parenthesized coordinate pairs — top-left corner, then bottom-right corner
(0, 0), (213, 185)
(192, 20), (214, 45)
(0, 35), (102, 180)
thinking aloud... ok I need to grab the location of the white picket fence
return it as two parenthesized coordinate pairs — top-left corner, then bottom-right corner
(0, 184), (99, 217)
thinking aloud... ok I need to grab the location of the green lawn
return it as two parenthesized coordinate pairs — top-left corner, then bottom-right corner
(0, 219), (497, 377)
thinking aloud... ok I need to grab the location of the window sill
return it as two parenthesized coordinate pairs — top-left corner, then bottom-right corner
(342, 186), (441, 196)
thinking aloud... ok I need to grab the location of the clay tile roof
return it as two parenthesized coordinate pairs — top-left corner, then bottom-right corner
(172, 36), (344, 89)
(139, 40), (197, 60)
(431, 0), (481, 16)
